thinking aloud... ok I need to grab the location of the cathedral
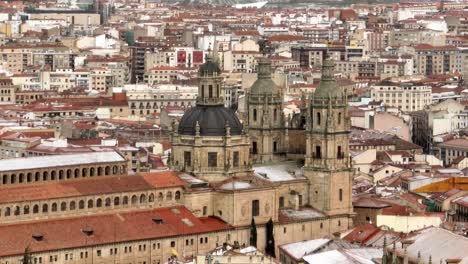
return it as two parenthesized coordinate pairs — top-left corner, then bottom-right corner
(170, 54), (355, 254)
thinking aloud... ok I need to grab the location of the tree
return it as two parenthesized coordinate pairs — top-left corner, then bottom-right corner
(124, 30), (135, 46)
(249, 218), (257, 247)
(265, 218), (276, 257)
(21, 247), (33, 264)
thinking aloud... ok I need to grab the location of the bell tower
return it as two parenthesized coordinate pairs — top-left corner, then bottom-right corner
(303, 56), (353, 216)
(246, 58), (285, 163)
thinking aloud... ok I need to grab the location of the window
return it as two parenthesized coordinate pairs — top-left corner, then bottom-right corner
(171, 241), (176, 247)
(203, 206), (207, 216)
(253, 109), (257, 121)
(96, 250), (101, 257)
(252, 200), (260, 217)
(339, 189), (343, 201)
(184, 151), (191, 167)
(337, 146), (343, 159)
(315, 145), (322, 159)
(273, 141), (278, 153)
(209, 85), (213, 98)
(252, 141), (258, 154)
(208, 152), (217, 167)
(233, 151), (239, 167)
(317, 112), (321, 125)
(279, 197), (284, 208)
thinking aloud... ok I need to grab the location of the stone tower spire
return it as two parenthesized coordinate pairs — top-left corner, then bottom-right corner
(303, 55), (353, 216)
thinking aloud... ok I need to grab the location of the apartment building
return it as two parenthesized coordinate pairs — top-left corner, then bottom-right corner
(414, 44), (462, 76)
(371, 81), (431, 111)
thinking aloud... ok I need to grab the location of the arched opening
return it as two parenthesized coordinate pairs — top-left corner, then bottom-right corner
(5, 207), (10, 216)
(166, 191), (173, 200)
(14, 206), (20, 216)
(105, 166), (111, 175)
(158, 192), (164, 201)
(140, 194), (146, 204)
(2, 174), (7, 184)
(35, 172), (40, 182)
(90, 167), (95, 177)
(253, 109), (257, 121)
(123, 196), (129, 205)
(114, 197), (120, 206)
(317, 112), (321, 125)
(59, 170), (64, 180)
(175, 191), (181, 201)
(51, 203), (57, 212)
(43, 171), (49, 181)
(97, 167), (103, 176)
(96, 198), (102, 207)
(70, 201), (76, 210)
(79, 200), (85, 209)
(131, 195), (137, 205)
(105, 198), (111, 207)
(42, 204), (48, 213)
(66, 169), (72, 179)
(338, 112), (342, 125)
(19, 173), (24, 183)
(112, 166), (118, 174)
(32, 204), (39, 214)
(315, 145), (322, 159)
(88, 199), (94, 208)
(82, 168), (87, 177)
(149, 193), (154, 203)
(51, 171), (56, 180)
(27, 173), (32, 182)
(24, 205), (30, 215)
(60, 202), (67, 211)
(74, 169), (80, 178)
(337, 146), (343, 159)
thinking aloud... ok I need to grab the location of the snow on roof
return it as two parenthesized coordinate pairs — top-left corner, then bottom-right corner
(281, 239), (330, 260)
(219, 181), (251, 190)
(253, 161), (305, 182)
(0, 151), (125, 172)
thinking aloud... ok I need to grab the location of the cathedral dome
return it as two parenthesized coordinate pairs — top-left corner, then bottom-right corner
(178, 106), (243, 136)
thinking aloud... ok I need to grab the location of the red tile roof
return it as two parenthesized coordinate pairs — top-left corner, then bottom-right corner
(0, 171), (186, 204)
(0, 206), (232, 257)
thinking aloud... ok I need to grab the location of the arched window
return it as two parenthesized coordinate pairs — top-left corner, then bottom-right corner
(166, 192), (173, 200)
(74, 169), (80, 178)
(58, 170), (64, 180)
(131, 195), (137, 204)
(2, 174), (7, 184)
(97, 167), (103, 176)
(51, 171), (56, 180)
(105, 166), (111, 175)
(24, 205), (30, 215)
(317, 112), (321, 125)
(79, 200), (85, 209)
(175, 191), (181, 201)
(123, 196), (129, 205)
(27, 173), (32, 182)
(51, 203), (57, 212)
(158, 192), (164, 201)
(338, 112), (342, 125)
(42, 171), (48, 181)
(149, 193), (155, 203)
(96, 198), (102, 207)
(140, 194), (146, 204)
(82, 168), (87, 177)
(113, 166), (118, 174)
(66, 169), (72, 179)
(253, 109), (257, 121)
(114, 197), (120, 206)
(33, 204), (39, 214)
(88, 199), (94, 209)
(105, 198), (111, 207)
(5, 207), (10, 216)
(35, 172), (40, 182)
(42, 204), (48, 213)
(90, 168), (95, 177)
(11, 174), (16, 184)
(14, 206), (20, 215)
(70, 201), (76, 210)
(19, 173), (24, 183)
(339, 189), (343, 201)
(60, 202), (67, 211)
